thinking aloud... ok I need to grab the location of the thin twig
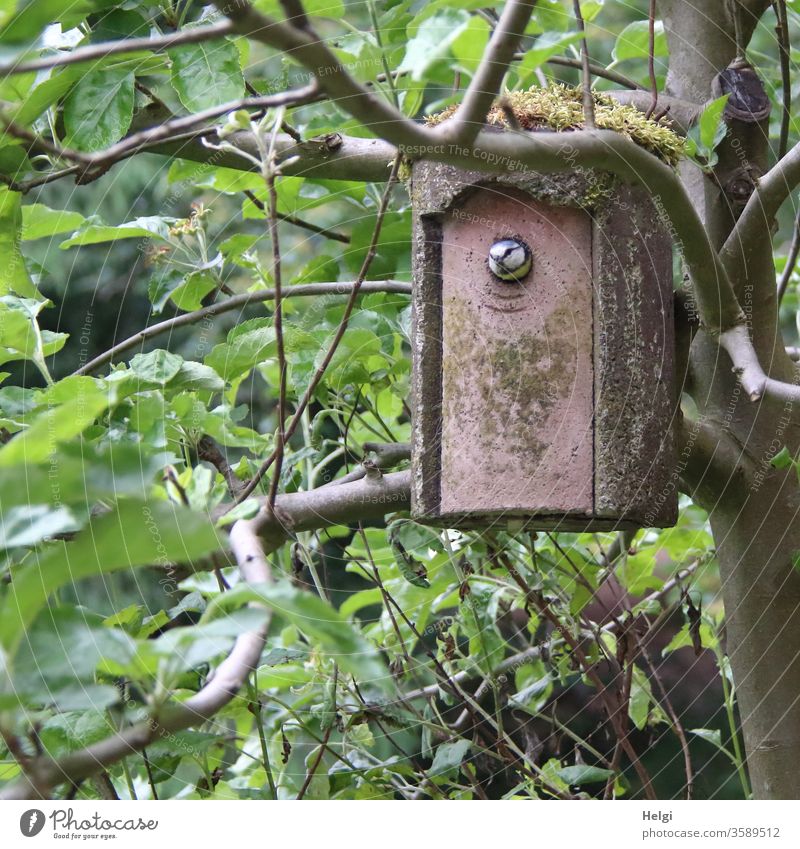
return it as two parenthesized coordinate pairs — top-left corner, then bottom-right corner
(197, 435), (244, 497)
(504, 561), (657, 799)
(572, 0), (596, 128)
(645, 0), (659, 120)
(0, 88), (320, 198)
(73, 280), (410, 377)
(243, 189), (349, 243)
(258, 113), (289, 510)
(249, 674), (278, 799)
(0, 20), (235, 76)
(639, 640), (694, 800)
(774, 1), (792, 160)
(44, 85), (318, 172)
(279, 0), (312, 30)
(374, 569), (574, 797)
(296, 663), (338, 800)
(778, 208), (800, 303)
(142, 749), (159, 800)
(0, 165), (82, 193)
(544, 55), (644, 90)
(234, 155), (404, 504)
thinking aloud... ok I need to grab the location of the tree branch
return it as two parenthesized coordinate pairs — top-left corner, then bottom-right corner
(441, 1), (537, 145)
(0, 469), (411, 800)
(234, 156), (403, 503)
(73, 280), (410, 377)
(1, 86), (320, 177)
(718, 324), (800, 401)
(217, 2), (431, 151)
(545, 56), (644, 91)
(151, 130), (398, 182)
(0, 20), (235, 76)
(721, 140), (800, 279)
(1, 516), (274, 800)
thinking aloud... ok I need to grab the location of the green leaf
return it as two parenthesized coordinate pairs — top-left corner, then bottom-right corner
(0, 296), (41, 364)
(7, 65), (83, 126)
(60, 215), (173, 248)
(168, 361), (225, 393)
(579, 0), (604, 21)
(21, 204), (86, 241)
(0, 499), (223, 655)
(130, 350), (184, 384)
(142, 609), (269, 678)
(525, 0), (571, 32)
(662, 620), (716, 655)
(254, 0), (345, 18)
(690, 727), (722, 748)
(0, 188), (36, 296)
(557, 764), (615, 785)
(399, 9), (471, 81)
(771, 446), (794, 469)
(0, 0), (94, 45)
(618, 549), (660, 595)
(429, 739), (471, 776)
(612, 20), (668, 62)
(450, 15), (489, 74)
(11, 607), (134, 711)
(698, 94), (730, 150)
(205, 321), (276, 381)
(204, 580), (389, 689)
(629, 666), (653, 730)
(37, 710), (116, 757)
(216, 498), (260, 527)
(63, 67), (135, 152)
(0, 443), (169, 511)
(148, 268), (217, 314)
(169, 37), (245, 113)
(517, 31), (584, 79)
(0, 504), (80, 549)
(0, 384), (108, 467)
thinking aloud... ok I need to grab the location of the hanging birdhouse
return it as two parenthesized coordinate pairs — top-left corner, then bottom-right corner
(409, 159), (677, 532)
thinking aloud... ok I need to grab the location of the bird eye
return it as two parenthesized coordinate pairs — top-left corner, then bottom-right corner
(488, 238), (532, 283)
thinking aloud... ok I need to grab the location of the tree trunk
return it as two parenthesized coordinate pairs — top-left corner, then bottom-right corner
(664, 0), (800, 798)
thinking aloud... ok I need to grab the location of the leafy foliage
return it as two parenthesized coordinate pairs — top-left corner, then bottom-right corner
(1, 0), (793, 802)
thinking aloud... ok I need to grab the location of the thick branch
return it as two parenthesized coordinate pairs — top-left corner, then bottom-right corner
(721, 141), (800, 279)
(718, 324), (800, 402)
(152, 130), (398, 182)
(69, 86), (320, 170)
(217, 2), (431, 151)
(1, 517), (274, 800)
(0, 470), (410, 800)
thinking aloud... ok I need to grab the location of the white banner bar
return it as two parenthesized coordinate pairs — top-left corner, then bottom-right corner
(1, 800), (799, 848)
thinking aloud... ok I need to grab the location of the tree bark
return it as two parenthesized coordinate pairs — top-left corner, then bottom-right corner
(664, 0), (800, 798)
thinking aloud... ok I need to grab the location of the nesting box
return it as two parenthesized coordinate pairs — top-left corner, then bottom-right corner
(410, 162), (676, 532)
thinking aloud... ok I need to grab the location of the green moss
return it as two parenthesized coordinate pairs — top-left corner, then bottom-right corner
(426, 84), (686, 166)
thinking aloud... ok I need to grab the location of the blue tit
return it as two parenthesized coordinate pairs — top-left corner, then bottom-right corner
(488, 238), (533, 282)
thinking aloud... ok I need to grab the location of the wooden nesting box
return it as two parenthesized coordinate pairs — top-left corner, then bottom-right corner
(410, 161), (676, 532)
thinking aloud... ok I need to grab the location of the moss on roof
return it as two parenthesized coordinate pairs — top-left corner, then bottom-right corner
(426, 84), (686, 166)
